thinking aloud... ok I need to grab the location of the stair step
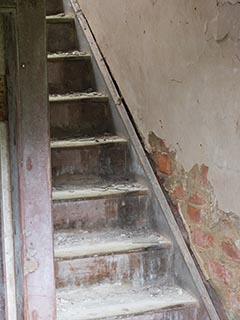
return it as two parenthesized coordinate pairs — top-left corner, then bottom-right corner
(51, 136), (130, 182)
(57, 283), (198, 320)
(54, 229), (172, 288)
(46, 14), (74, 23)
(50, 92), (113, 139)
(47, 52), (91, 61)
(52, 182), (147, 200)
(53, 182), (150, 230)
(47, 15), (78, 53)
(55, 229), (172, 259)
(49, 92), (108, 103)
(51, 136), (127, 149)
(47, 52), (95, 94)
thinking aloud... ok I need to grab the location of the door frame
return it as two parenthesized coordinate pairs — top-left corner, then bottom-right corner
(1, 1), (56, 319)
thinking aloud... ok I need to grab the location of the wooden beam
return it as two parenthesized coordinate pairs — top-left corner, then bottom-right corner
(0, 122), (17, 320)
(6, 1), (56, 318)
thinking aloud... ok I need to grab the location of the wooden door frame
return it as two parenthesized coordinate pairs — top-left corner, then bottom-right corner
(1, 1), (56, 319)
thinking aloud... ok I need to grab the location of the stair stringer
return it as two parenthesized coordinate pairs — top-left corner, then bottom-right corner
(63, 1), (221, 319)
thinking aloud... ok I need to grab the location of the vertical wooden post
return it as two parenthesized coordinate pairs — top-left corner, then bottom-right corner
(7, 0), (56, 318)
(0, 122), (17, 320)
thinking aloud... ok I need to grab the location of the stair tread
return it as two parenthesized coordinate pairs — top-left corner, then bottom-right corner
(51, 135), (127, 149)
(57, 283), (197, 320)
(54, 228), (172, 259)
(46, 14), (74, 23)
(53, 181), (148, 200)
(48, 51), (91, 60)
(49, 92), (108, 102)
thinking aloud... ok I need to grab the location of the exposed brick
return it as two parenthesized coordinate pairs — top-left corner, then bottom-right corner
(226, 290), (240, 311)
(222, 239), (240, 262)
(193, 227), (214, 248)
(187, 205), (201, 223)
(188, 193), (205, 205)
(159, 138), (170, 153)
(201, 164), (209, 185)
(172, 183), (185, 200)
(157, 153), (172, 175)
(208, 259), (233, 285)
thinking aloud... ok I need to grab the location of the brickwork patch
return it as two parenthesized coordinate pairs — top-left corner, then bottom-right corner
(149, 131), (240, 320)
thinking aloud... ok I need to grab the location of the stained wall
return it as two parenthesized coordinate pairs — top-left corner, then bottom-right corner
(78, 1), (240, 318)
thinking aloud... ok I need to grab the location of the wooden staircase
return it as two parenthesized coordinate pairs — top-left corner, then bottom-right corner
(46, 1), (219, 319)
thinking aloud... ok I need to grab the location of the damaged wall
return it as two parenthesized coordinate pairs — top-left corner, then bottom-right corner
(78, 0), (240, 318)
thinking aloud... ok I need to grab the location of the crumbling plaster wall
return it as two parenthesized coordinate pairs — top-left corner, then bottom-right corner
(78, 0), (240, 318)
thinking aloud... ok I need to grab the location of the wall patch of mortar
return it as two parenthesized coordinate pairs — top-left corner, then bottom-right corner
(24, 255), (39, 276)
(148, 131), (240, 320)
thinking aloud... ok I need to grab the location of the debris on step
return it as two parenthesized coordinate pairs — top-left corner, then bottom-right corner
(56, 283), (198, 320)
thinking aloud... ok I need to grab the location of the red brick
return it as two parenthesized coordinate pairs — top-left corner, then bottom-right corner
(201, 164), (209, 185)
(188, 193), (205, 205)
(157, 153), (172, 175)
(172, 184), (185, 200)
(193, 227), (213, 248)
(226, 290), (240, 311)
(222, 239), (240, 262)
(159, 138), (170, 153)
(187, 205), (201, 223)
(208, 259), (233, 285)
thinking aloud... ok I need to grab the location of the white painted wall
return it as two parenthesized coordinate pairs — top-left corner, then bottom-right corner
(78, 0), (240, 214)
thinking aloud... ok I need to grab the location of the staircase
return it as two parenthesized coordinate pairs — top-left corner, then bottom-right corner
(46, 1), (218, 319)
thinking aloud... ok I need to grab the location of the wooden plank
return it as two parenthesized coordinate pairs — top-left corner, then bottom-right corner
(8, 1), (56, 318)
(0, 122), (17, 320)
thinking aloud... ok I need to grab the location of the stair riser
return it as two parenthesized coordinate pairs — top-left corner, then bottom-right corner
(51, 143), (129, 180)
(101, 306), (198, 320)
(53, 193), (150, 230)
(55, 248), (172, 288)
(50, 99), (113, 139)
(47, 22), (78, 53)
(46, 0), (63, 16)
(48, 59), (95, 94)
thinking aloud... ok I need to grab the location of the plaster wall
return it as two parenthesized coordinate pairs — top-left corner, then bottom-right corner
(78, 0), (240, 214)
(78, 1), (240, 318)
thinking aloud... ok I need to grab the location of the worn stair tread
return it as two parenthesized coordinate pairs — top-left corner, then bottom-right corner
(52, 181), (148, 201)
(49, 92), (108, 103)
(57, 283), (197, 320)
(46, 14), (74, 23)
(54, 228), (172, 260)
(51, 135), (128, 149)
(48, 51), (91, 61)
